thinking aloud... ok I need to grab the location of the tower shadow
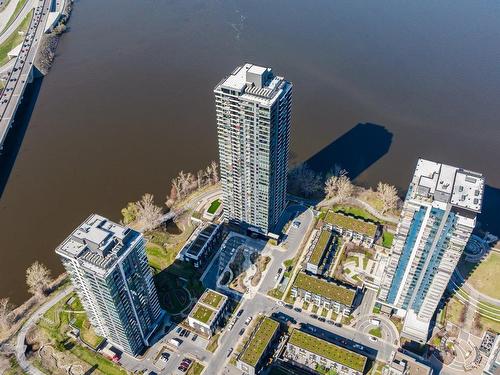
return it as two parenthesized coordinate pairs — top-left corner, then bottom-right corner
(478, 185), (500, 238)
(0, 75), (44, 199)
(304, 122), (393, 181)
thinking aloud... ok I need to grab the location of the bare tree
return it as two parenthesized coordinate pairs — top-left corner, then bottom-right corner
(196, 169), (204, 189)
(324, 170), (353, 202)
(377, 182), (399, 214)
(288, 163), (322, 197)
(210, 160), (219, 184)
(171, 177), (181, 199)
(26, 262), (52, 297)
(136, 193), (163, 232)
(336, 174), (354, 202)
(205, 165), (213, 185)
(0, 298), (13, 332)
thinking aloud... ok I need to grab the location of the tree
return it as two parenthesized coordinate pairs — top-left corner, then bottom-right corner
(288, 163), (322, 197)
(121, 202), (139, 225)
(196, 169), (204, 189)
(210, 160), (219, 184)
(0, 298), (13, 332)
(26, 262), (52, 297)
(377, 182), (399, 214)
(136, 193), (163, 232)
(324, 170), (353, 202)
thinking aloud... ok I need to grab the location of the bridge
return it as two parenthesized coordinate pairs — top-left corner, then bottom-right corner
(0, 0), (55, 153)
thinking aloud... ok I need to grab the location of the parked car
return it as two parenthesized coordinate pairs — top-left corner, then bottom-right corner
(160, 352), (170, 363)
(181, 358), (192, 366)
(369, 336), (378, 342)
(191, 334), (198, 342)
(285, 304), (293, 309)
(239, 328), (245, 336)
(237, 309), (244, 317)
(176, 327), (182, 334)
(227, 347), (233, 357)
(276, 300), (284, 307)
(310, 314), (318, 319)
(335, 322), (343, 328)
(245, 316), (253, 325)
(318, 317), (326, 322)
(169, 338), (182, 347)
(327, 320), (335, 325)
(185, 331), (190, 338)
(294, 307), (302, 313)
(292, 221), (301, 228)
(180, 329), (187, 337)
(177, 365), (188, 372)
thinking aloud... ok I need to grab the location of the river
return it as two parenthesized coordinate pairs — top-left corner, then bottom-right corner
(0, 0), (499, 303)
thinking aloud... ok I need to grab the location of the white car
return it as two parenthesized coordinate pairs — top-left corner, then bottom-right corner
(245, 316), (253, 325)
(369, 336), (378, 342)
(292, 221), (301, 228)
(276, 300), (284, 307)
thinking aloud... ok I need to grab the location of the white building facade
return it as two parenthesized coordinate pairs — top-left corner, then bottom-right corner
(214, 63), (292, 234)
(56, 214), (163, 355)
(378, 159), (484, 342)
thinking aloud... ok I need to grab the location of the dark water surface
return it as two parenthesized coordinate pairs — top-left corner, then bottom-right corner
(1, 0), (499, 303)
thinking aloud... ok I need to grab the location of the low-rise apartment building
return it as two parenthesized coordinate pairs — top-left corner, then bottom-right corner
(179, 223), (223, 268)
(237, 317), (280, 375)
(283, 329), (367, 375)
(291, 272), (357, 315)
(324, 211), (378, 247)
(306, 230), (332, 274)
(187, 289), (228, 336)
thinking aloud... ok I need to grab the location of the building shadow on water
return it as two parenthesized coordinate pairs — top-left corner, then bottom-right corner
(478, 185), (500, 238)
(304, 122), (393, 181)
(0, 75), (44, 200)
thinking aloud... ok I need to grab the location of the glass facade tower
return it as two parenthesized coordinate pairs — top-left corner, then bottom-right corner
(56, 214), (162, 355)
(378, 159), (484, 342)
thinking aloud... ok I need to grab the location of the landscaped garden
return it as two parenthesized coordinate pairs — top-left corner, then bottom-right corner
(458, 252), (500, 300)
(207, 199), (221, 214)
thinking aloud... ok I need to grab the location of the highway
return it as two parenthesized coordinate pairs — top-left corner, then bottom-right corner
(0, 0), (51, 152)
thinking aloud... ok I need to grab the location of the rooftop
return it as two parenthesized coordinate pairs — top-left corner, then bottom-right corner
(200, 289), (226, 310)
(55, 214), (140, 275)
(412, 158), (484, 213)
(388, 352), (432, 375)
(288, 330), (367, 372)
(188, 288), (227, 326)
(191, 304), (215, 324)
(308, 230), (332, 266)
(324, 211), (377, 237)
(215, 63), (290, 104)
(239, 317), (279, 367)
(185, 223), (218, 258)
(293, 272), (356, 306)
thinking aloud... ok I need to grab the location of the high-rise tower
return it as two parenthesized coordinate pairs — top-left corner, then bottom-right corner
(379, 159), (484, 342)
(56, 214), (162, 355)
(214, 63), (292, 234)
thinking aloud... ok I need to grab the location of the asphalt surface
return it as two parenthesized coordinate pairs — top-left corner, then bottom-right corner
(0, 0), (51, 149)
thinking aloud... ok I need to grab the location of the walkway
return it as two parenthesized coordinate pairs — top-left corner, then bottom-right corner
(15, 285), (74, 375)
(318, 196), (400, 225)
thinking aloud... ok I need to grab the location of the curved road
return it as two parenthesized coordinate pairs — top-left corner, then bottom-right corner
(15, 285), (74, 375)
(0, 0), (36, 45)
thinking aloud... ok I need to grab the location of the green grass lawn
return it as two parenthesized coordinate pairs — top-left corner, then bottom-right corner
(0, 9), (32, 65)
(462, 252), (500, 300)
(1, 0), (29, 34)
(382, 231), (394, 248)
(207, 333), (220, 353)
(332, 204), (380, 224)
(369, 326), (382, 338)
(345, 256), (359, 268)
(187, 362), (205, 375)
(267, 288), (284, 300)
(207, 199), (221, 214)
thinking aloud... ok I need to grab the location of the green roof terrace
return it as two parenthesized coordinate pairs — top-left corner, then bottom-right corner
(239, 317), (279, 367)
(288, 329), (367, 372)
(191, 304), (215, 324)
(200, 289), (226, 310)
(324, 211), (377, 238)
(308, 230), (332, 266)
(293, 272), (356, 306)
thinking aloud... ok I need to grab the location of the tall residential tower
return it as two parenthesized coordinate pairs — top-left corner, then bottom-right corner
(379, 159), (484, 342)
(214, 63), (292, 234)
(56, 214), (162, 355)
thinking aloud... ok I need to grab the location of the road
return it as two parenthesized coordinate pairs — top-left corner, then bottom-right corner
(15, 285), (74, 375)
(0, 0), (51, 151)
(0, 0), (36, 44)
